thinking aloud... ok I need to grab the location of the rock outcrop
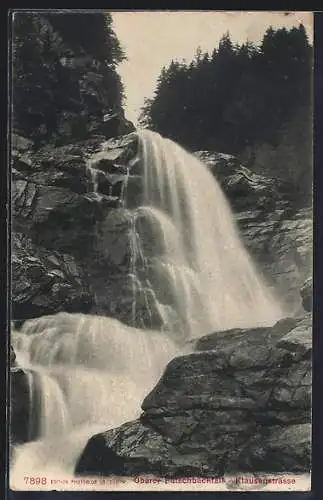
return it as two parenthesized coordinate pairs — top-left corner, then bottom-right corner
(76, 315), (311, 477)
(196, 151), (282, 212)
(11, 132), (144, 324)
(197, 151), (312, 315)
(12, 232), (93, 319)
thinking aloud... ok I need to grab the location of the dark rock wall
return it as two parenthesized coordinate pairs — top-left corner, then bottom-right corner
(12, 133), (140, 323)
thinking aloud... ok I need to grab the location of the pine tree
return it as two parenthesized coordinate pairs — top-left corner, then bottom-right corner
(139, 21), (312, 200)
(12, 12), (126, 143)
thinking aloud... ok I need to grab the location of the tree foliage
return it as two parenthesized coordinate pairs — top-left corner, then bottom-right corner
(139, 25), (312, 203)
(46, 12), (126, 66)
(12, 12), (125, 144)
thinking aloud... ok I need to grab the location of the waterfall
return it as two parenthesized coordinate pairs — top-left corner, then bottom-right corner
(86, 165), (99, 193)
(11, 314), (179, 487)
(11, 130), (283, 488)
(130, 130), (282, 338)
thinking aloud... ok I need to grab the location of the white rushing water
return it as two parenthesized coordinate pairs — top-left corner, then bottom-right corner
(11, 314), (180, 486)
(132, 130), (282, 337)
(11, 131), (283, 488)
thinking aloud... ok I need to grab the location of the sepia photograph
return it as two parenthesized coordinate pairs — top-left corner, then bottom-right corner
(9, 10), (313, 492)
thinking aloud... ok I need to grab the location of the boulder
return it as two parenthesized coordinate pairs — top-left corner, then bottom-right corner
(76, 315), (311, 477)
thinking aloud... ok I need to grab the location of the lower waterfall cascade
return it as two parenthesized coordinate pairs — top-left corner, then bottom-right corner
(10, 130), (284, 487)
(11, 314), (180, 485)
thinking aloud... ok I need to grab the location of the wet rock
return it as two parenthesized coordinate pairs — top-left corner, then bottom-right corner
(10, 368), (38, 444)
(10, 368), (30, 444)
(125, 175), (143, 208)
(11, 129), (146, 323)
(300, 277), (312, 312)
(75, 421), (175, 478)
(103, 132), (138, 155)
(10, 367), (52, 446)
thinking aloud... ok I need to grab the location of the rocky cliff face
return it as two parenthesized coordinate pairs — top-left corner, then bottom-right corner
(197, 151), (312, 315)
(76, 315), (311, 477)
(12, 132), (142, 324)
(12, 135), (312, 325)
